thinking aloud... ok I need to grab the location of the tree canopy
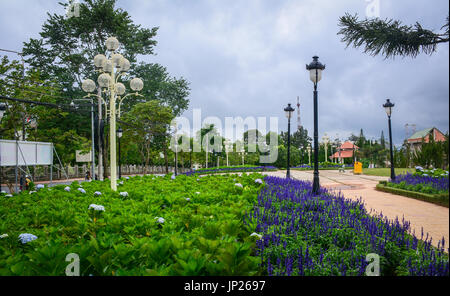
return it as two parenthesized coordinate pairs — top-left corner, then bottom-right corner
(338, 13), (449, 58)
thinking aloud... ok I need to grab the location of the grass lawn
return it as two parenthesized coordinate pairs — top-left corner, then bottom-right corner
(363, 167), (415, 177)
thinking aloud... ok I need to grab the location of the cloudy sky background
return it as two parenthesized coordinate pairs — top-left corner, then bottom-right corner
(0, 0), (448, 147)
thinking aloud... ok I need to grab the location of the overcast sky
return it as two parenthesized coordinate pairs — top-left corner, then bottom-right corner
(0, 0), (448, 146)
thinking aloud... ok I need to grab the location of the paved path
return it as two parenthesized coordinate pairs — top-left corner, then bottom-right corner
(264, 170), (449, 249)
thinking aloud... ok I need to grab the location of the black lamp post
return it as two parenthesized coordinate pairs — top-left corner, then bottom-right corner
(284, 103), (295, 179)
(117, 127), (123, 179)
(0, 103), (6, 193)
(383, 99), (395, 180)
(306, 56), (325, 194)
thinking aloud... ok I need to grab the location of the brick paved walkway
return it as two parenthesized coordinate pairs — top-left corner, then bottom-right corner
(264, 170), (449, 249)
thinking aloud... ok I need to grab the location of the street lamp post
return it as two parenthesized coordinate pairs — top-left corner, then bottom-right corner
(322, 133), (329, 163)
(336, 136), (342, 164)
(225, 139), (231, 167)
(307, 144), (311, 166)
(383, 99), (396, 180)
(0, 103), (6, 192)
(173, 123), (178, 176)
(82, 37), (144, 191)
(284, 103), (295, 179)
(306, 56), (325, 194)
(117, 127), (122, 179)
(71, 98), (96, 180)
(205, 134), (209, 169)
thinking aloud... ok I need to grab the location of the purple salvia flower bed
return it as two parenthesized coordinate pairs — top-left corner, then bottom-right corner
(244, 176), (449, 276)
(390, 173), (449, 192)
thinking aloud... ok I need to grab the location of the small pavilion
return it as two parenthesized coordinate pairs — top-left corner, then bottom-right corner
(330, 141), (359, 163)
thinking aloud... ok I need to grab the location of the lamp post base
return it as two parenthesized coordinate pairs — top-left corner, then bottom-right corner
(313, 171), (320, 194)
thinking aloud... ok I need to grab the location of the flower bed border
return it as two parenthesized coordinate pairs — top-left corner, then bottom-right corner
(184, 166), (277, 176)
(376, 181), (449, 208)
(291, 167), (354, 171)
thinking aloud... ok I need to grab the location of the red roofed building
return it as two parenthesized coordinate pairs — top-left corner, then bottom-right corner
(406, 127), (446, 154)
(331, 141), (359, 163)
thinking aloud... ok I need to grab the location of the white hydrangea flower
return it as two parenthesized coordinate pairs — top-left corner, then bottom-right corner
(415, 166), (424, 171)
(171, 175), (176, 180)
(18, 233), (38, 244)
(255, 179), (263, 184)
(64, 186), (71, 192)
(0, 234), (8, 239)
(29, 191), (37, 195)
(125, 177), (130, 180)
(235, 183), (243, 188)
(36, 184), (45, 190)
(195, 192), (200, 195)
(94, 191), (102, 196)
(155, 217), (165, 224)
(78, 188), (86, 194)
(119, 192), (128, 197)
(5, 194), (12, 197)
(185, 197), (190, 202)
(250, 232), (262, 239)
(88, 204), (105, 211)
(1, 190), (6, 194)
(423, 174), (428, 176)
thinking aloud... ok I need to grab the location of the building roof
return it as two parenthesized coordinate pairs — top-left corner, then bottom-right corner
(339, 141), (359, 150)
(408, 127), (434, 140)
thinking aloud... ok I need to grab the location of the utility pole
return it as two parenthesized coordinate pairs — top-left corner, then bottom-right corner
(205, 134), (208, 168)
(297, 96), (301, 130)
(97, 87), (103, 181)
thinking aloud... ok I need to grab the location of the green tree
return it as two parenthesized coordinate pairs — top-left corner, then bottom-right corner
(130, 63), (190, 117)
(0, 56), (88, 165)
(22, 0), (158, 96)
(121, 101), (173, 171)
(380, 130), (386, 148)
(338, 13), (449, 58)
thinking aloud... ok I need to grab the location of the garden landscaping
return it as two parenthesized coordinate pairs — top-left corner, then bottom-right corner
(184, 165), (277, 176)
(0, 173), (448, 276)
(292, 162), (354, 171)
(376, 167), (449, 207)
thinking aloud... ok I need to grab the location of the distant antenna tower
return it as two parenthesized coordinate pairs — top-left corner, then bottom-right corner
(405, 124), (417, 139)
(297, 96), (301, 130)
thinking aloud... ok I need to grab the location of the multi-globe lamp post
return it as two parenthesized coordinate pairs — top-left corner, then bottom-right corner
(306, 56), (325, 194)
(81, 37), (144, 191)
(284, 103), (295, 179)
(383, 99), (396, 180)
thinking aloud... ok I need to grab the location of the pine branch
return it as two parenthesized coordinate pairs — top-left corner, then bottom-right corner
(338, 13), (449, 58)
